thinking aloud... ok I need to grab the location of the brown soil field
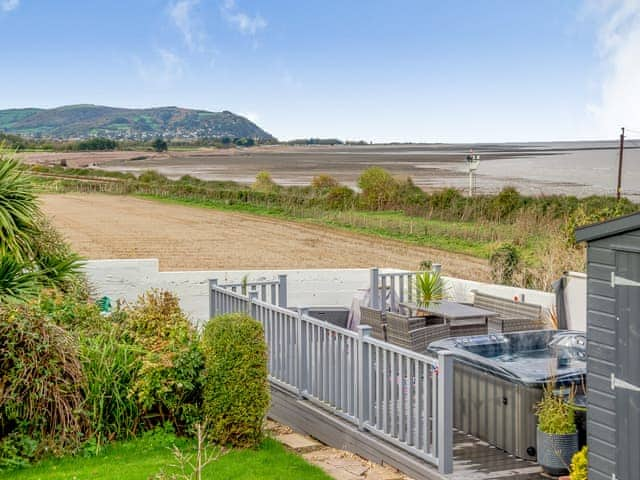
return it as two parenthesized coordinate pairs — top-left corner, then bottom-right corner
(40, 193), (490, 280)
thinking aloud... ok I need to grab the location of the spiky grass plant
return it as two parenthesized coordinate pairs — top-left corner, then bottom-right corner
(415, 270), (447, 309)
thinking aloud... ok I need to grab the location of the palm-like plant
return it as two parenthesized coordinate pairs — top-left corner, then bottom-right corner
(0, 254), (41, 303)
(415, 271), (447, 309)
(0, 149), (40, 262)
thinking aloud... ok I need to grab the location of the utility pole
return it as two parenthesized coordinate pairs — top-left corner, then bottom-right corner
(617, 127), (624, 200)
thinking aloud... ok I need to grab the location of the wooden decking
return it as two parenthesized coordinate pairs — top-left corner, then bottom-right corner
(270, 382), (547, 480)
(449, 431), (545, 479)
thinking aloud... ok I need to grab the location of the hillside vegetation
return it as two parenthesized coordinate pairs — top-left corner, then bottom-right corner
(0, 105), (273, 141)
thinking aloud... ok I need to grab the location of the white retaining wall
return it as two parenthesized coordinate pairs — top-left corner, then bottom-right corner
(84, 259), (586, 331)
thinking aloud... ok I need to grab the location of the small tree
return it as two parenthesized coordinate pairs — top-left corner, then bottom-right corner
(357, 167), (399, 210)
(152, 138), (168, 152)
(201, 313), (269, 448)
(311, 174), (338, 190)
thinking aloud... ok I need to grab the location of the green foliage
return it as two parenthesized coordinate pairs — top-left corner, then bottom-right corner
(0, 255), (42, 303)
(415, 271), (447, 308)
(122, 290), (203, 433)
(491, 186), (522, 219)
(80, 327), (142, 445)
(252, 171), (277, 193)
(357, 167), (399, 210)
(324, 185), (355, 209)
(0, 433), (38, 470)
(0, 151), (39, 262)
(489, 243), (521, 285)
(565, 201), (630, 246)
(0, 302), (88, 460)
(311, 174), (339, 190)
(72, 137), (117, 151)
(570, 446), (588, 480)
(152, 138), (168, 152)
(535, 384), (576, 435)
(201, 313), (269, 448)
(139, 170), (169, 184)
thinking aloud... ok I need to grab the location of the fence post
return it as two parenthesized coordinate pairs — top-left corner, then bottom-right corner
(370, 268), (380, 309)
(248, 290), (258, 319)
(357, 325), (373, 431)
(278, 274), (288, 308)
(437, 351), (454, 474)
(208, 279), (218, 319)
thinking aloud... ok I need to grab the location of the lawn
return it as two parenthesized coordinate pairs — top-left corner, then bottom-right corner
(4, 434), (331, 480)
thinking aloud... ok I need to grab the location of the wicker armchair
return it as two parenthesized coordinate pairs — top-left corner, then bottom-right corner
(386, 312), (450, 352)
(360, 305), (387, 341)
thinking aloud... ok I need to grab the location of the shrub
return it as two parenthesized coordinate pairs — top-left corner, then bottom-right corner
(491, 186), (522, 220)
(0, 302), (88, 460)
(122, 290), (203, 433)
(138, 170), (169, 184)
(311, 174), (338, 190)
(570, 446), (587, 480)
(325, 185), (355, 210)
(357, 167), (399, 210)
(201, 313), (269, 448)
(252, 171), (277, 193)
(489, 243), (521, 285)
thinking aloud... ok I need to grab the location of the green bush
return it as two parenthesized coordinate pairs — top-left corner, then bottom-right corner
(252, 171), (278, 193)
(491, 186), (522, 220)
(122, 290), (203, 433)
(0, 302), (88, 460)
(489, 243), (521, 285)
(311, 174), (339, 190)
(570, 446), (587, 480)
(325, 185), (355, 209)
(201, 313), (269, 448)
(357, 167), (399, 210)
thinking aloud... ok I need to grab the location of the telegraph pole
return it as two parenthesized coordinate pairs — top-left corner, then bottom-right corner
(617, 127), (624, 200)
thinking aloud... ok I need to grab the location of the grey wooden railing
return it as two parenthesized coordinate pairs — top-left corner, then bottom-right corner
(208, 282), (454, 474)
(208, 275), (287, 319)
(370, 267), (441, 312)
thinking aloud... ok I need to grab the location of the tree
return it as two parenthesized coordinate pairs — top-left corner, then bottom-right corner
(152, 138), (168, 152)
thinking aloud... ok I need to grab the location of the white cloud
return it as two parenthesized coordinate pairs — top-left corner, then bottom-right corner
(168, 0), (202, 50)
(586, 0), (640, 137)
(221, 0), (267, 36)
(135, 48), (184, 88)
(1, 0), (20, 12)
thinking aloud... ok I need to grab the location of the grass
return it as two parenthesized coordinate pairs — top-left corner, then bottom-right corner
(4, 434), (331, 480)
(135, 193), (502, 258)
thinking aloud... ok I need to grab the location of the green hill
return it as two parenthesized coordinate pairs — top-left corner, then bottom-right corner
(0, 105), (274, 141)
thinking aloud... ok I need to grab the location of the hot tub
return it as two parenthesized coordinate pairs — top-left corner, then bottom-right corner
(428, 330), (586, 461)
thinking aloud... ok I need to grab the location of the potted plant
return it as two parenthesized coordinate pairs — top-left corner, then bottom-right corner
(535, 383), (579, 476)
(415, 270), (446, 311)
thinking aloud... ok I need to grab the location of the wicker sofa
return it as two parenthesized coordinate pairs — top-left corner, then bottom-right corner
(472, 291), (547, 333)
(385, 312), (450, 352)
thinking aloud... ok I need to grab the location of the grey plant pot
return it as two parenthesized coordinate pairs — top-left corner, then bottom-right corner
(536, 428), (578, 476)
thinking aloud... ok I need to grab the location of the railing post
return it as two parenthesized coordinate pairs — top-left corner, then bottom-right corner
(278, 274), (288, 308)
(248, 290), (258, 319)
(437, 351), (454, 474)
(432, 263), (442, 273)
(370, 268), (380, 309)
(357, 325), (372, 431)
(297, 307), (309, 399)
(208, 279), (218, 319)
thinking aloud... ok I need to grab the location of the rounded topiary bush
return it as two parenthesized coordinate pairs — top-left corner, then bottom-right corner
(201, 313), (269, 448)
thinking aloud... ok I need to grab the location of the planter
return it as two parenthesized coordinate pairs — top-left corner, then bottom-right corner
(536, 428), (578, 476)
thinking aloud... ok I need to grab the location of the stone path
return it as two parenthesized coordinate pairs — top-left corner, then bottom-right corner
(266, 420), (411, 480)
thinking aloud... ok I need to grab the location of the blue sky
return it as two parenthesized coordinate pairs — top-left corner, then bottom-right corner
(1, 0), (639, 142)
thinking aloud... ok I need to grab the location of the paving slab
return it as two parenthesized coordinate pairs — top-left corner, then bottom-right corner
(276, 432), (322, 451)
